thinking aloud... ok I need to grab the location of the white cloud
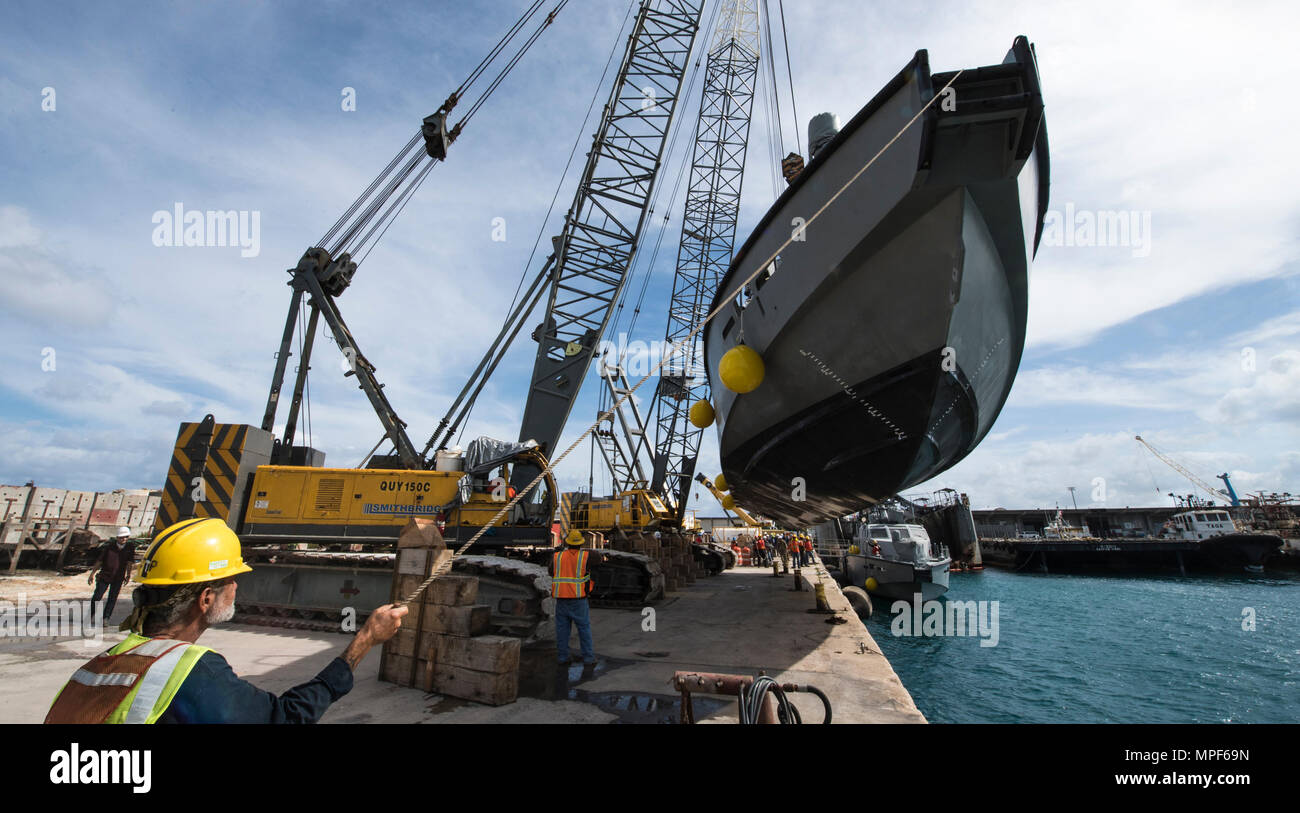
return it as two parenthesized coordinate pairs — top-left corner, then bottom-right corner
(0, 205), (40, 247)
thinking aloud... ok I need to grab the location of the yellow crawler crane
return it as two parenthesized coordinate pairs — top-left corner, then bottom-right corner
(154, 2), (708, 630)
(241, 445), (557, 548)
(566, 487), (720, 588)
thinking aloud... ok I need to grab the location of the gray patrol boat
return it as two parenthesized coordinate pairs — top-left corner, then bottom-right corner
(704, 36), (1050, 526)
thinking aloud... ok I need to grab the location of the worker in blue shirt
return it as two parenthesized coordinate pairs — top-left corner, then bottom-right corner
(45, 517), (407, 724)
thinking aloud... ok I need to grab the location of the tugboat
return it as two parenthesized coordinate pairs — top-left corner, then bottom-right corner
(1159, 509), (1281, 573)
(704, 36), (1049, 526)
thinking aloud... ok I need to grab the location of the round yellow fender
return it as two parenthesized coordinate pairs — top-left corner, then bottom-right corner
(719, 344), (765, 393)
(689, 399), (715, 428)
(714, 473), (728, 492)
(865, 577), (879, 592)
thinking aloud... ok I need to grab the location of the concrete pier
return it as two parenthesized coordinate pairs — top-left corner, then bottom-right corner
(0, 562), (923, 724)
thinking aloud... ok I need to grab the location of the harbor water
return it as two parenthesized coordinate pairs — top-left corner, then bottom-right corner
(867, 567), (1300, 723)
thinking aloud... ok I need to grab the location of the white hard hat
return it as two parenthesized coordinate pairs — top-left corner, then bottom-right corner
(117, 526), (131, 538)
(653, 531), (662, 539)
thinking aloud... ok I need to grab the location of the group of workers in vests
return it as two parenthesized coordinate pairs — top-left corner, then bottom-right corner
(729, 532), (815, 569)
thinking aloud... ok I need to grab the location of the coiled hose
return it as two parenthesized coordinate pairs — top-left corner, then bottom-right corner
(738, 676), (832, 724)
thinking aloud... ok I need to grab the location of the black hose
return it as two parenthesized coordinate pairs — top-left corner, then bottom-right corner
(804, 685), (832, 724)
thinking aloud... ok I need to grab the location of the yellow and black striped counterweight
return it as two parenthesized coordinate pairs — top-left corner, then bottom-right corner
(155, 415), (274, 534)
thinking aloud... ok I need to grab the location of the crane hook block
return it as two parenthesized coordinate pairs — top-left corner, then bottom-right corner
(422, 112), (451, 160)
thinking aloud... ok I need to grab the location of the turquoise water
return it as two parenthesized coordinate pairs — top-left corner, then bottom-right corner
(866, 567), (1300, 723)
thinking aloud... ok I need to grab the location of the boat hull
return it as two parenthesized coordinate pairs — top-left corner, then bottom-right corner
(846, 553), (950, 602)
(704, 37), (1048, 526)
(1196, 533), (1283, 572)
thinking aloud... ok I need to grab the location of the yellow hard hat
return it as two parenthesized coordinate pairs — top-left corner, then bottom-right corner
(137, 518), (252, 586)
(565, 530), (585, 546)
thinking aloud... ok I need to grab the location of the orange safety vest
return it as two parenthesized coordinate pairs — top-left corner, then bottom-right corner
(551, 548), (592, 599)
(45, 636), (205, 724)
(756, 538), (766, 550)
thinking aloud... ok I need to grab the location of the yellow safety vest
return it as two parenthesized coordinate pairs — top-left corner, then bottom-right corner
(45, 634), (210, 724)
(551, 549), (591, 599)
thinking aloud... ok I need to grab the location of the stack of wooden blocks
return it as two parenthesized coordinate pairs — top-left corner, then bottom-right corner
(611, 529), (701, 592)
(379, 518), (522, 706)
(663, 536), (697, 591)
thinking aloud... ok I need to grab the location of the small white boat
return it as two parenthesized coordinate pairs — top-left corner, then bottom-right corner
(846, 523), (951, 602)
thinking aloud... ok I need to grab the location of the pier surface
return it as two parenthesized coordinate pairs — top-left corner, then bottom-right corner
(0, 562), (923, 724)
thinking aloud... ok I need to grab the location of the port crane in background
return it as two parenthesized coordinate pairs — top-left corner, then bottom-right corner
(157, 0), (708, 629)
(1217, 473), (1241, 506)
(1135, 435), (1238, 507)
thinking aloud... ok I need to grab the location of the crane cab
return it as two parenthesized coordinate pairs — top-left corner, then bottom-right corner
(567, 489), (675, 533)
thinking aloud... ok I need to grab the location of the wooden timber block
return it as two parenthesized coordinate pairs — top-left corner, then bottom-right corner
(390, 628), (437, 659)
(397, 547), (454, 577)
(425, 574), (479, 606)
(430, 634), (520, 674)
(380, 652), (430, 689)
(398, 517), (445, 548)
(394, 573), (421, 601)
(395, 569), (478, 603)
(419, 603), (491, 637)
(429, 663), (518, 705)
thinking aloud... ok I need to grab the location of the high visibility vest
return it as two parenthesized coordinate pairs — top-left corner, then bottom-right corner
(45, 634), (210, 724)
(551, 549), (591, 599)
(756, 539), (766, 550)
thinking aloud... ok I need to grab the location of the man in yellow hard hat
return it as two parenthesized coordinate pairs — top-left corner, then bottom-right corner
(44, 517), (407, 724)
(550, 529), (601, 666)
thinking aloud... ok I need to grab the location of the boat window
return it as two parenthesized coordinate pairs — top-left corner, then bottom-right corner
(1194, 513), (1208, 522)
(1214, 512), (1232, 523)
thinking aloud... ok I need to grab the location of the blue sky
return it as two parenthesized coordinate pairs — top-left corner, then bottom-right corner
(1, 0), (1296, 516)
